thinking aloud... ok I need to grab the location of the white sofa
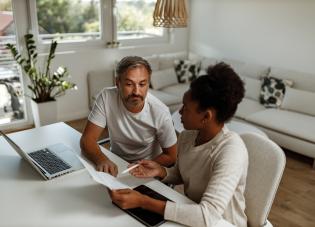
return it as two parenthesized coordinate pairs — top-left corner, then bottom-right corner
(147, 53), (315, 167)
(87, 52), (315, 167)
(227, 59), (315, 168)
(146, 52), (190, 112)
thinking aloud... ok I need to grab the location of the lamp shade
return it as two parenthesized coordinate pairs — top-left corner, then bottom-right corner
(153, 0), (188, 28)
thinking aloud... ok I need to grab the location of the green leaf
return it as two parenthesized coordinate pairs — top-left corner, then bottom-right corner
(6, 33), (76, 102)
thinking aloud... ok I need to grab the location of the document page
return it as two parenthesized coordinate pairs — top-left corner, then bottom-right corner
(79, 157), (131, 190)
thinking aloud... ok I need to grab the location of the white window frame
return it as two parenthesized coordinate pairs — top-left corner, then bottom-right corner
(27, 0), (170, 51)
(112, 0), (170, 47)
(0, 0), (28, 128)
(28, 0), (112, 52)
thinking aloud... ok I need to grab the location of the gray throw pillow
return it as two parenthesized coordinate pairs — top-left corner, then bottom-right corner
(174, 60), (201, 83)
(259, 76), (293, 108)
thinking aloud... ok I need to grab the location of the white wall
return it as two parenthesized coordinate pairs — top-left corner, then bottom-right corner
(189, 0), (315, 73)
(4, 0), (189, 130)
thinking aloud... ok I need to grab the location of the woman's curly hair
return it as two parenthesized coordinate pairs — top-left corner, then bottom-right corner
(190, 62), (245, 123)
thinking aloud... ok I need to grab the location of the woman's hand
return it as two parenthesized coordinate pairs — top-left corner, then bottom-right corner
(129, 160), (166, 179)
(109, 189), (145, 209)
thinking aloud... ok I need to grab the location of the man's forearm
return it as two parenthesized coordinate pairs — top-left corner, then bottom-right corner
(153, 153), (175, 167)
(80, 137), (109, 165)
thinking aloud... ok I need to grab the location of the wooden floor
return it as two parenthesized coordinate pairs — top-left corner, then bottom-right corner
(66, 118), (315, 227)
(268, 150), (315, 227)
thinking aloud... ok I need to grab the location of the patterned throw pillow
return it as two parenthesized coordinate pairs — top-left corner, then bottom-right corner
(174, 60), (201, 83)
(260, 76), (293, 108)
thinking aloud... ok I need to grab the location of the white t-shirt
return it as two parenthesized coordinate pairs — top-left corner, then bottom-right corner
(88, 87), (177, 162)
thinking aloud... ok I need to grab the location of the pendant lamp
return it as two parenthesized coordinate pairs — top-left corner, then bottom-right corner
(153, 0), (188, 28)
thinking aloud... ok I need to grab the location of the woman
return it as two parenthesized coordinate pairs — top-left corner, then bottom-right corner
(109, 62), (248, 227)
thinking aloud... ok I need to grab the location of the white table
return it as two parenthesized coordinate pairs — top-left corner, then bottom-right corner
(0, 122), (234, 227)
(172, 110), (267, 137)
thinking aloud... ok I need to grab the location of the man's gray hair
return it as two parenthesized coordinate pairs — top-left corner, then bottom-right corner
(116, 56), (152, 79)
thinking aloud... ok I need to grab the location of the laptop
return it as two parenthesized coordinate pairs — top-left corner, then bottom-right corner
(114, 185), (172, 227)
(0, 130), (84, 180)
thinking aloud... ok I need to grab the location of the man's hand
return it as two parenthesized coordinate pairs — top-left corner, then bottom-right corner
(129, 160), (166, 179)
(96, 158), (118, 177)
(109, 189), (145, 209)
(80, 121), (118, 175)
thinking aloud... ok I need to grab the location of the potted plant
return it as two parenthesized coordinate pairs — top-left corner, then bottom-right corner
(6, 34), (76, 127)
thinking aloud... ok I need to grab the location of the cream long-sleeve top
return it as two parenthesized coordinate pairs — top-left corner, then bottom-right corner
(163, 126), (248, 227)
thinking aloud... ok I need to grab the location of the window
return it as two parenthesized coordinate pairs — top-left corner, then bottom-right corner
(30, 0), (168, 46)
(0, 0), (26, 125)
(34, 0), (102, 43)
(115, 0), (164, 40)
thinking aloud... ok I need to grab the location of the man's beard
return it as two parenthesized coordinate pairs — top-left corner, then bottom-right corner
(125, 94), (144, 105)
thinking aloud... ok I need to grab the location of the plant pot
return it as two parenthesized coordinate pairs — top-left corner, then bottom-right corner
(31, 99), (57, 127)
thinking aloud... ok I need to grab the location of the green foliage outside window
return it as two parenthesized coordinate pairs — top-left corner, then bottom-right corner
(117, 1), (155, 32)
(0, 1), (11, 11)
(36, 0), (100, 34)
(35, 0), (157, 36)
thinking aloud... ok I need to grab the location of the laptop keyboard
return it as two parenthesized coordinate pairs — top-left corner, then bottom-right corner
(29, 148), (71, 175)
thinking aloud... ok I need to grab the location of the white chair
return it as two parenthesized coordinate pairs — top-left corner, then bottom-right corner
(87, 69), (114, 145)
(241, 133), (286, 227)
(87, 69), (114, 110)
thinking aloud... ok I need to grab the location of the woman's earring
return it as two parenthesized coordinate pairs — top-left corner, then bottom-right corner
(208, 110), (212, 121)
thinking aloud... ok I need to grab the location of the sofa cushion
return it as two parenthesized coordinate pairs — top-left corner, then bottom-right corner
(238, 63), (270, 79)
(160, 83), (190, 97)
(246, 109), (315, 143)
(259, 76), (293, 108)
(245, 109), (315, 143)
(243, 77), (261, 101)
(201, 57), (218, 70)
(159, 52), (187, 70)
(222, 58), (245, 68)
(270, 67), (315, 93)
(144, 55), (159, 71)
(150, 68), (178, 90)
(174, 59), (201, 83)
(281, 87), (315, 116)
(222, 58), (245, 75)
(198, 69), (207, 76)
(148, 89), (181, 106)
(235, 98), (265, 120)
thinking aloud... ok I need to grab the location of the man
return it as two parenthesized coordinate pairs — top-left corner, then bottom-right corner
(80, 56), (177, 176)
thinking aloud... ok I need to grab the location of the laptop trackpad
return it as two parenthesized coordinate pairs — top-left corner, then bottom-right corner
(48, 143), (84, 171)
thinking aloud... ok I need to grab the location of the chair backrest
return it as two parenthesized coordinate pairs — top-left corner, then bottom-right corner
(240, 133), (286, 227)
(87, 69), (114, 109)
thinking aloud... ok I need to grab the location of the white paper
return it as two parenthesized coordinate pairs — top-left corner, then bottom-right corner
(79, 157), (131, 190)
